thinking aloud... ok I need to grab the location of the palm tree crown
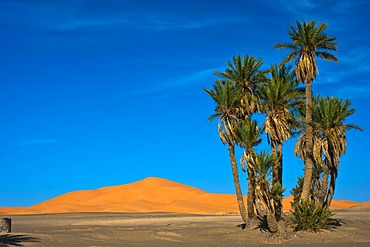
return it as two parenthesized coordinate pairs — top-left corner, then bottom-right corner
(275, 20), (338, 84)
(259, 64), (303, 144)
(205, 80), (241, 144)
(214, 55), (264, 117)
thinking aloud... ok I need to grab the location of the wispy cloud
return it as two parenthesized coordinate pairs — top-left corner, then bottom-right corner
(332, 0), (370, 14)
(275, 0), (320, 13)
(340, 48), (370, 68)
(277, 0), (370, 14)
(120, 68), (216, 97)
(334, 85), (370, 100)
(140, 16), (237, 31)
(161, 69), (216, 88)
(1, 1), (237, 32)
(16, 138), (58, 147)
(43, 17), (133, 31)
(48, 15), (237, 32)
(318, 46), (370, 83)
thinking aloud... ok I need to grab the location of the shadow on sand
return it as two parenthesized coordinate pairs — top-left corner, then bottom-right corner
(0, 234), (40, 246)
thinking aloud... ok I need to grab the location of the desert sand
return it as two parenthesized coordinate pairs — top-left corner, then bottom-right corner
(1, 177), (370, 246)
(1, 208), (370, 246)
(0, 177), (367, 215)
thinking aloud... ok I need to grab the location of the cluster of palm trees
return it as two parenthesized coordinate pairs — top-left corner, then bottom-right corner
(205, 20), (362, 232)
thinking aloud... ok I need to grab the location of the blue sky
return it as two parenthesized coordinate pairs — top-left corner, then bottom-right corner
(0, 0), (369, 206)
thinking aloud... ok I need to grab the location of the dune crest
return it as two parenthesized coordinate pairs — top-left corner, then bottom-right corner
(0, 177), (367, 215)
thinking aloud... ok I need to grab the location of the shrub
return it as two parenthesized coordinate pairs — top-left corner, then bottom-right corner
(290, 176), (303, 206)
(291, 200), (333, 232)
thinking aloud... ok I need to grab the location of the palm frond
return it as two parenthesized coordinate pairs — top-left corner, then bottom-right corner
(306, 95), (363, 168)
(204, 80), (242, 145)
(275, 20), (338, 84)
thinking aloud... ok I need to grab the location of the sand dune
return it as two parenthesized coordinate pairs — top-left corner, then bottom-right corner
(0, 177), (367, 215)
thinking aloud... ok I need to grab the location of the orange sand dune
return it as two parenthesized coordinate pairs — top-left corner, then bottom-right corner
(0, 177), (367, 215)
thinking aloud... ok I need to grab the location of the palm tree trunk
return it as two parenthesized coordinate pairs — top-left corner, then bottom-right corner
(271, 141), (283, 220)
(228, 143), (248, 223)
(276, 142), (283, 219)
(271, 141), (278, 185)
(324, 168), (337, 207)
(318, 162), (329, 207)
(300, 81), (314, 202)
(277, 143), (283, 186)
(247, 166), (256, 219)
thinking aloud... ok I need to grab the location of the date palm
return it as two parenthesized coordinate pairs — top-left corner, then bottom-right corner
(275, 20), (338, 201)
(312, 96), (362, 207)
(258, 64), (304, 218)
(249, 151), (279, 232)
(214, 55), (264, 219)
(204, 80), (248, 223)
(234, 119), (263, 219)
(295, 96), (362, 206)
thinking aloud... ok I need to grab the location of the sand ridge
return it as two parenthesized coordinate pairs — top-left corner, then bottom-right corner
(0, 177), (367, 215)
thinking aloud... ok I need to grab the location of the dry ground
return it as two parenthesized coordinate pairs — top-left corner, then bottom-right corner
(1, 206), (370, 246)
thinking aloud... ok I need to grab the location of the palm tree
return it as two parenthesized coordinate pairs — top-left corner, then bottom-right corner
(249, 151), (279, 232)
(235, 119), (263, 219)
(258, 64), (304, 218)
(311, 96), (362, 207)
(275, 20), (339, 201)
(214, 55), (264, 218)
(214, 55), (264, 118)
(204, 80), (248, 223)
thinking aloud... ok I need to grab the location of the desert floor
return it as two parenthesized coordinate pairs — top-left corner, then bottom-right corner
(1, 206), (370, 247)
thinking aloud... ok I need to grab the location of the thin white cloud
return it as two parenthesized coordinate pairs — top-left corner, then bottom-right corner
(333, 85), (370, 100)
(340, 48), (370, 68)
(143, 16), (237, 31)
(162, 69), (216, 88)
(277, 0), (370, 13)
(46, 15), (237, 32)
(318, 47), (370, 84)
(16, 138), (58, 147)
(120, 68), (216, 97)
(44, 18), (133, 31)
(2, 1), (237, 32)
(275, 0), (320, 12)
(332, 0), (370, 13)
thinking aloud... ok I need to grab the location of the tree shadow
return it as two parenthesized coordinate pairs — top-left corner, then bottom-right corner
(251, 215), (270, 232)
(0, 234), (40, 246)
(235, 216), (271, 232)
(324, 218), (344, 231)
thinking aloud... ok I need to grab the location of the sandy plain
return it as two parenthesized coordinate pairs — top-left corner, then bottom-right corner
(1, 206), (370, 246)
